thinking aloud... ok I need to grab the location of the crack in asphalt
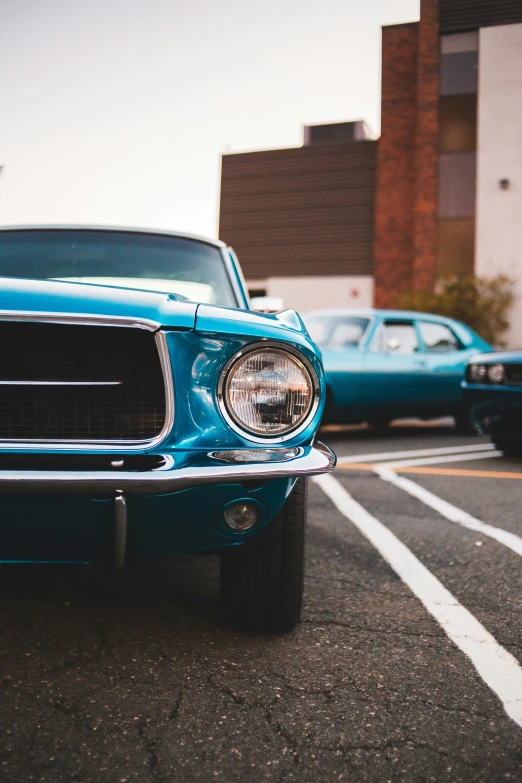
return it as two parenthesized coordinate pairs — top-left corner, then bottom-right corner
(136, 720), (161, 782)
(168, 688), (184, 721)
(302, 617), (445, 639)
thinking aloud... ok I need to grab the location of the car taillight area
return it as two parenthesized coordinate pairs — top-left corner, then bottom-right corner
(0, 320), (167, 443)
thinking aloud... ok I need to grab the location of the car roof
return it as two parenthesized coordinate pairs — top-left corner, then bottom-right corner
(0, 224), (227, 250)
(301, 308), (460, 323)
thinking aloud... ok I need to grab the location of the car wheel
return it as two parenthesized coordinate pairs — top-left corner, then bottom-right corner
(220, 477), (307, 633)
(454, 407), (477, 434)
(492, 438), (522, 457)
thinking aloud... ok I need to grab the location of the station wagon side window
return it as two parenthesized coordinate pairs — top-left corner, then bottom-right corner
(370, 321), (419, 354)
(418, 321), (462, 352)
(303, 316), (371, 349)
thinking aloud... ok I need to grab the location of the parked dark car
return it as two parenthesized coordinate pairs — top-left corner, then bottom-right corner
(464, 351), (522, 456)
(0, 225), (335, 633)
(302, 309), (492, 429)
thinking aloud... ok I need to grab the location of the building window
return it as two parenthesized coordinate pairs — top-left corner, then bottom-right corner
(439, 94), (477, 152)
(440, 32), (478, 55)
(440, 51), (478, 95)
(439, 152), (476, 218)
(440, 32), (479, 96)
(437, 219), (475, 277)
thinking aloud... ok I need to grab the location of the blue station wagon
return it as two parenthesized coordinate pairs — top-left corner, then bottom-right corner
(302, 308), (492, 430)
(0, 226), (335, 633)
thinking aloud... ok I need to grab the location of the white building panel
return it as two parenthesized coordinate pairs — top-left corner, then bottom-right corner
(476, 23), (522, 347)
(247, 276), (374, 315)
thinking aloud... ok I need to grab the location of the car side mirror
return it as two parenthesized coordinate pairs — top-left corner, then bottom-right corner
(386, 337), (400, 352)
(250, 296), (284, 313)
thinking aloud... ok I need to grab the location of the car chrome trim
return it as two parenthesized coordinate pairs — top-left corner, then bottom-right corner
(113, 491), (127, 568)
(0, 325), (175, 452)
(208, 447), (302, 464)
(0, 310), (161, 331)
(224, 246), (251, 309)
(0, 380), (124, 386)
(0, 442), (336, 494)
(220, 247), (248, 308)
(217, 341), (321, 444)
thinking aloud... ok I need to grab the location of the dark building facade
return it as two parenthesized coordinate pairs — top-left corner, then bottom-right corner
(219, 124), (377, 311)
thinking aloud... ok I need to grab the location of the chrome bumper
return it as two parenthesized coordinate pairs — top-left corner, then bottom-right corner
(0, 442), (335, 495)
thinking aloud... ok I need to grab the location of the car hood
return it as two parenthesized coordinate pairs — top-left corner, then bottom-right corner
(0, 279), (313, 348)
(0, 277), (197, 329)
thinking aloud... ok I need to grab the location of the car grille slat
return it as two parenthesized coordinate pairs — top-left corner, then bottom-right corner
(0, 322), (167, 442)
(505, 364), (522, 385)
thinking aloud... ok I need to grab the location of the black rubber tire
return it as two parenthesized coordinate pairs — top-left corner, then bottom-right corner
(492, 438), (522, 458)
(220, 478), (307, 634)
(454, 407), (477, 434)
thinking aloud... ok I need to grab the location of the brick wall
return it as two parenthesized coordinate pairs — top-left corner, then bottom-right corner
(413, 0), (440, 291)
(374, 0), (440, 307)
(374, 23), (419, 307)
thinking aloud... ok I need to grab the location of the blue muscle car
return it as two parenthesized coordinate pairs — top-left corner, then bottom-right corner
(464, 351), (522, 456)
(302, 309), (491, 429)
(0, 226), (335, 633)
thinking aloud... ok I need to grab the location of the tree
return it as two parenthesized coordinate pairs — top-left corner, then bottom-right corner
(395, 274), (515, 346)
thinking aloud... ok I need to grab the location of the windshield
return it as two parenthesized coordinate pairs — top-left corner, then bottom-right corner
(303, 314), (371, 349)
(0, 229), (238, 307)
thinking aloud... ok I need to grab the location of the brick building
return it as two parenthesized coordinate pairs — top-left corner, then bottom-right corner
(219, 0), (522, 344)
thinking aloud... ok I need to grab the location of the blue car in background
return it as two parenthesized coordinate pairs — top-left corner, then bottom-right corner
(302, 309), (492, 430)
(0, 226), (335, 633)
(464, 351), (522, 456)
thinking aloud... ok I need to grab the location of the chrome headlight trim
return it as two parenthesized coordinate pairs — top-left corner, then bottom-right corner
(487, 363), (506, 384)
(217, 341), (321, 443)
(469, 363), (487, 383)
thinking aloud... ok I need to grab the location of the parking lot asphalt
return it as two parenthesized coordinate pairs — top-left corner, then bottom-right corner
(1, 421), (521, 782)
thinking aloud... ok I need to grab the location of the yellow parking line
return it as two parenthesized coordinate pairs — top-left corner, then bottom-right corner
(336, 462), (375, 471)
(393, 466), (522, 480)
(336, 463), (522, 480)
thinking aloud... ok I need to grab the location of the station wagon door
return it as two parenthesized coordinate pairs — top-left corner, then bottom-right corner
(361, 319), (428, 413)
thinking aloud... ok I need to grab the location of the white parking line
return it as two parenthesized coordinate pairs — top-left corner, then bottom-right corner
(336, 443), (495, 465)
(314, 473), (522, 728)
(376, 467), (522, 558)
(381, 450), (502, 469)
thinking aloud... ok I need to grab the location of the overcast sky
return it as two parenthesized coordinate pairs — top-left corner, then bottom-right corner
(1, 0), (419, 238)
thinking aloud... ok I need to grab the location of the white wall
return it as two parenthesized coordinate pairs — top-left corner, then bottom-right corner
(476, 23), (522, 348)
(247, 276), (374, 315)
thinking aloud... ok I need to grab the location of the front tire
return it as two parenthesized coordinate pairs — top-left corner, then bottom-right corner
(220, 478), (307, 633)
(454, 406), (477, 434)
(492, 438), (522, 457)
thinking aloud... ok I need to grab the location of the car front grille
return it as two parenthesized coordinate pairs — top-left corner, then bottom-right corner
(505, 364), (522, 385)
(0, 321), (168, 443)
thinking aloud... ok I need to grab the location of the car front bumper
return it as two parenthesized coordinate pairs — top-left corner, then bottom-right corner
(0, 443), (336, 565)
(0, 442), (335, 495)
(463, 386), (522, 438)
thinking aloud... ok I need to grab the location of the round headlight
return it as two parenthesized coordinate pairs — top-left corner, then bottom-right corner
(487, 363), (506, 384)
(221, 345), (317, 438)
(469, 364), (487, 382)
